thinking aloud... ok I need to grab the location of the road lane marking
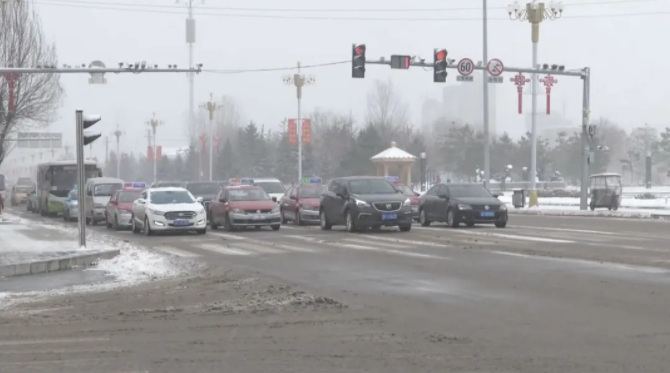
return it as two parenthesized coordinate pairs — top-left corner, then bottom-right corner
(195, 243), (252, 256)
(343, 238), (408, 249)
(508, 225), (618, 235)
(273, 244), (317, 252)
(153, 246), (200, 257)
(287, 235), (450, 259)
(208, 231), (247, 240)
(0, 337), (109, 346)
(234, 242), (285, 254)
(450, 230), (575, 243)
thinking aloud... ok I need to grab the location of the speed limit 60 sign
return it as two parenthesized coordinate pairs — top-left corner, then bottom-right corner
(457, 58), (474, 76)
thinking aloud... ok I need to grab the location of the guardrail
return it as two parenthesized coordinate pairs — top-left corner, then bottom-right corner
(487, 181), (568, 191)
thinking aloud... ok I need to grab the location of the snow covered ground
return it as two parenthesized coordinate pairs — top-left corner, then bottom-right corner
(0, 213), (201, 310)
(506, 204), (670, 217)
(497, 193), (670, 210)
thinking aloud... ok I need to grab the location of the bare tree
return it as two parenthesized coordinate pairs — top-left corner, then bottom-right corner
(365, 79), (409, 140)
(214, 95), (243, 139)
(0, 1), (63, 166)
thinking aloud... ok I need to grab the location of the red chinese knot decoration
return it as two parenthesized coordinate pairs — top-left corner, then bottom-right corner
(199, 133), (207, 153)
(215, 135), (222, 154)
(510, 73), (530, 114)
(539, 75), (558, 115)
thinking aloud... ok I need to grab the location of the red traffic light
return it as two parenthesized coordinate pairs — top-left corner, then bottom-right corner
(355, 46), (364, 55)
(436, 50), (446, 60)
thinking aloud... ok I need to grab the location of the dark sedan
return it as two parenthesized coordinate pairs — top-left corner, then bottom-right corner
(418, 183), (507, 228)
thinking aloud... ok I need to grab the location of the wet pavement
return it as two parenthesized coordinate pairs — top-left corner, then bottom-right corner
(0, 268), (109, 292)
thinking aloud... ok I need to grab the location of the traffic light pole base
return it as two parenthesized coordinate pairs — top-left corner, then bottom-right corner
(528, 189), (539, 207)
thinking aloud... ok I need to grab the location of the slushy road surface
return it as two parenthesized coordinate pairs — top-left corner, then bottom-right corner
(3, 210), (670, 372)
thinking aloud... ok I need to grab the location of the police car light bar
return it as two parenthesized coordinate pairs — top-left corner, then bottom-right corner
(240, 178), (254, 185)
(123, 182), (146, 189)
(385, 176), (400, 183)
(229, 178), (240, 185)
(300, 177), (322, 184)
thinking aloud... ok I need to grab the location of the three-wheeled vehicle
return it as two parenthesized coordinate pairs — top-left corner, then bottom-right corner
(589, 173), (622, 211)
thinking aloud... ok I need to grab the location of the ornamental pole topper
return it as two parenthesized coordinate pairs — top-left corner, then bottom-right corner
(510, 73), (531, 114)
(539, 75), (558, 114)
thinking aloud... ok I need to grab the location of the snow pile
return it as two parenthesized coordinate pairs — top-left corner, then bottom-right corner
(505, 205), (666, 219)
(498, 194), (670, 210)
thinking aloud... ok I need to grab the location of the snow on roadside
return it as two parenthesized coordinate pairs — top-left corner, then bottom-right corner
(0, 213), (204, 311)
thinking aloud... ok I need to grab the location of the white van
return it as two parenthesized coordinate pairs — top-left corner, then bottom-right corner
(85, 177), (124, 225)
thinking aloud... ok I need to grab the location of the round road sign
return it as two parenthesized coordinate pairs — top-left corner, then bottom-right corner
(487, 59), (504, 76)
(457, 58), (475, 76)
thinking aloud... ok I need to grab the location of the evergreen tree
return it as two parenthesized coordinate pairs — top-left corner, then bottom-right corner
(217, 138), (238, 179)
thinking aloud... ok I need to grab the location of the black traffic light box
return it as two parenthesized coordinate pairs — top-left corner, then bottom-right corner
(82, 114), (102, 146)
(352, 44), (366, 78)
(433, 48), (448, 83)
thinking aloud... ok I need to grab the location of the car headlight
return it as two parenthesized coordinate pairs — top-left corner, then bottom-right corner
(458, 204), (472, 210)
(150, 209), (165, 216)
(231, 208), (243, 213)
(499, 204), (507, 210)
(272, 205), (280, 213)
(402, 198), (411, 206)
(355, 199), (370, 207)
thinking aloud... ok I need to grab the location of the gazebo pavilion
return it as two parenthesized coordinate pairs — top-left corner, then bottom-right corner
(370, 141), (417, 186)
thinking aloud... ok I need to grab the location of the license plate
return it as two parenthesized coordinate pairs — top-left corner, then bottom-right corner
(252, 214), (263, 220)
(480, 211), (495, 217)
(174, 220), (189, 226)
(382, 213), (397, 221)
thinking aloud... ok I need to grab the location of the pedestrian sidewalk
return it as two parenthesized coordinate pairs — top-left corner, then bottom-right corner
(0, 213), (119, 277)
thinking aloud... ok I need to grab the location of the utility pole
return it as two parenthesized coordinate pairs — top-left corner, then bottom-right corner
(200, 93), (221, 181)
(482, 0), (491, 188)
(146, 113), (163, 185)
(111, 127), (125, 178)
(283, 62), (315, 182)
(104, 136), (109, 164)
(177, 0), (199, 146)
(507, 0), (564, 207)
(580, 68), (591, 210)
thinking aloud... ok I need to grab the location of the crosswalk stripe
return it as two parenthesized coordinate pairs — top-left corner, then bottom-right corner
(450, 230), (575, 243)
(196, 243), (252, 256)
(153, 246), (200, 257)
(342, 238), (408, 249)
(208, 231), (247, 240)
(368, 235), (452, 247)
(234, 242), (285, 254)
(273, 244), (317, 252)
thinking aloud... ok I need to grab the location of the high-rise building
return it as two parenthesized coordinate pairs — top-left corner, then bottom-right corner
(441, 71), (497, 137)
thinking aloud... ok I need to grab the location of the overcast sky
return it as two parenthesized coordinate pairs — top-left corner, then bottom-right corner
(28, 0), (670, 160)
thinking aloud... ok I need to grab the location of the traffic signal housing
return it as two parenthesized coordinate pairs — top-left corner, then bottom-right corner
(352, 44), (366, 78)
(82, 114), (102, 146)
(433, 48), (448, 83)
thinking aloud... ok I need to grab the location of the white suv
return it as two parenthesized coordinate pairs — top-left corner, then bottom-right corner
(131, 187), (207, 236)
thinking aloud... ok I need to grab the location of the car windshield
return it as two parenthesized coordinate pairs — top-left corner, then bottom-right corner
(396, 185), (416, 197)
(150, 190), (194, 204)
(254, 181), (285, 194)
(348, 179), (397, 195)
(298, 186), (325, 198)
(68, 191), (78, 200)
(157, 182), (182, 188)
(94, 183), (122, 197)
(15, 185), (32, 193)
(228, 188), (271, 201)
(448, 185), (493, 198)
(187, 182), (221, 195)
(118, 191), (141, 203)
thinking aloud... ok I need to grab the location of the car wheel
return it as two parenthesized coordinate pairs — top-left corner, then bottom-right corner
(399, 224), (412, 232)
(345, 210), (357, 233)
(295, 209), (303, 226)
(196, 228), (207, 235)
(466, 222), (475, 227)
(114, 216), (122, 231)
(131, 215), (140, 234)
(319, 210), (332, 230)
(223, 213), (234, 231)
(495, 221), (507, 228)
(144, 217), (153, 236)
(419, 209), (431, 226)
(370, 225), (381, 231)
(210, 215), (219, 230)
(271, 224), (281, 231)
(447, 209), (459, 228)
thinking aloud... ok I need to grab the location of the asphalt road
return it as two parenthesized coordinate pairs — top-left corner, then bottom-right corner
(3, 209), (670, 372)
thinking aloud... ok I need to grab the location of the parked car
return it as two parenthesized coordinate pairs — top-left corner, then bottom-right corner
(131, 187), (206, 236)
(279, 177), (325, 225)
(209, 184), (281, 231)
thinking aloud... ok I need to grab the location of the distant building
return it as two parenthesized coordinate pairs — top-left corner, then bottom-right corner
(421, 99), (441, 133)
(441, 71), (497, 137)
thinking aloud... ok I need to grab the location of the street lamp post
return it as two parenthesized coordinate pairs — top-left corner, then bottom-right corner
(283, 62), (315, 182)
(111, 127), (125, 178)
(200, 93), (221, 181)
(507, 0), (563, 207)
(420, 152), (427, 192)
(146, 113), (163, 185)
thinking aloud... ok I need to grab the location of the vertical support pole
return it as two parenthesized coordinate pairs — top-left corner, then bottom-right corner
(580, 67), (591, 210)
(75, 110), (86, 248)
(482, 0), (490, 189)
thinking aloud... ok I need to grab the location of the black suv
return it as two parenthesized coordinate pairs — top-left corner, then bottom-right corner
(319, 176), (413, 232)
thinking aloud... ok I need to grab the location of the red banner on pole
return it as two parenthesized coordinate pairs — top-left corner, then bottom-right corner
(288, 119), (298, 145)
(147, 146), (154, 161)
(199, 133), (207, 153)
(156, 146), (162, 159)
(301, 119), (311, 144)
(215, 135), (222, 154)
(539, 75), (558, 115)
(510, 73), (530, 114)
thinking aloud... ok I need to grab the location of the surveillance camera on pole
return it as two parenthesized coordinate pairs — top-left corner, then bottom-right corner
(75, 109), (102, 248)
